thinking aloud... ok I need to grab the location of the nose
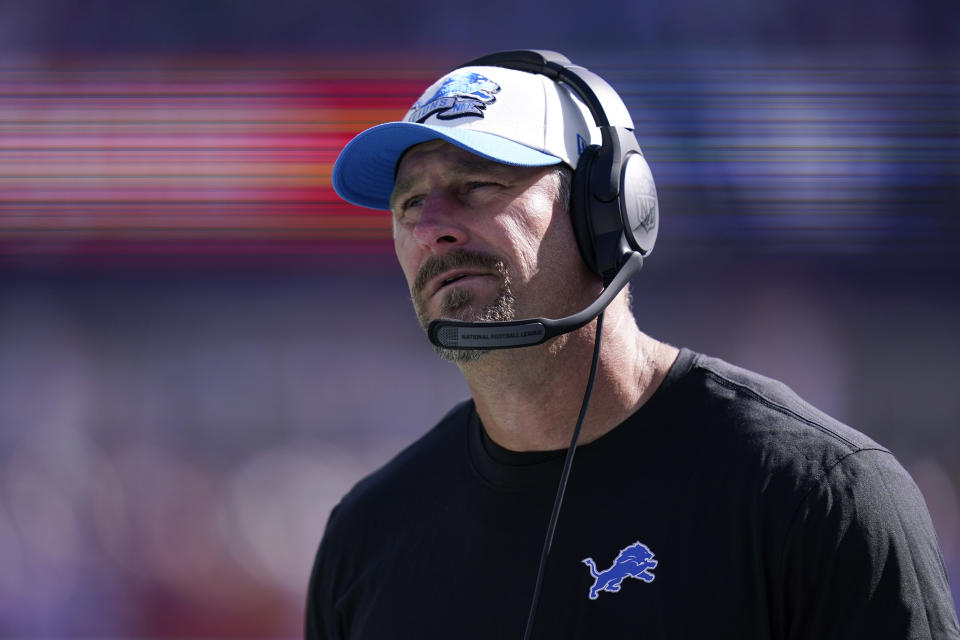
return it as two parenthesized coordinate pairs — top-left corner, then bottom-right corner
(410, 189), (468, 251)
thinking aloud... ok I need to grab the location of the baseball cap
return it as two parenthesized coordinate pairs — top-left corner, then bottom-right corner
(332, 65), (601, 211)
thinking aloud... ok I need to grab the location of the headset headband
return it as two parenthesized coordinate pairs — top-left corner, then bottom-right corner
(457, 50), (635, 131)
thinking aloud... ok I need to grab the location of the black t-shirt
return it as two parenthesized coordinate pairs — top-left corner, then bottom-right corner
(306, 349), (960, 639)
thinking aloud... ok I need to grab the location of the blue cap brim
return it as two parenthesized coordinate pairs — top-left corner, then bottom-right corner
(332, 122), (562, 211)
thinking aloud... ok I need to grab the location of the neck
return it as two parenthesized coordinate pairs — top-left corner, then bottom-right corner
(458, 297), (678, 452)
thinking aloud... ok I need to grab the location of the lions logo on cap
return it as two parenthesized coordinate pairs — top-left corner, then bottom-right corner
(407, 71), (500, 123)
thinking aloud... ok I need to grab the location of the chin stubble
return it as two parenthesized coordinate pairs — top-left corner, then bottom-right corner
(411, 249), (516, 363)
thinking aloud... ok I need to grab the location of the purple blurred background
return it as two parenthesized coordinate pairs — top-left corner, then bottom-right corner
(0, 0), (958, 636)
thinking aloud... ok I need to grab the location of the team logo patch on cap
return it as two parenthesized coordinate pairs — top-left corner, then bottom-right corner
(408, 71), (500, 123)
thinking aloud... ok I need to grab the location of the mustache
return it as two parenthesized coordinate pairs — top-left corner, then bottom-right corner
(412, 249), (507, 298)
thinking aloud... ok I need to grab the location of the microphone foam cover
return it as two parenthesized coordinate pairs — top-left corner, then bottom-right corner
(435, 325), (460, 347)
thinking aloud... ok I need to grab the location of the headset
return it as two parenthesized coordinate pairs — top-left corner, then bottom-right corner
(427, 49), (659, 352)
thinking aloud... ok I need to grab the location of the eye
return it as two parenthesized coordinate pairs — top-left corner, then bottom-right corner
(402, 195), (425, 210)
(462, 181), (502, 200)
(394, 194), (424, 220)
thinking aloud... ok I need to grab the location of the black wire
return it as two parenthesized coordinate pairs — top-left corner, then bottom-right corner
(521, 310), (605, 640)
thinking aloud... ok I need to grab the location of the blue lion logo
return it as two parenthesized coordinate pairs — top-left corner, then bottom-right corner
(408, 71), (500, 123)
(582, 541), (657, 600)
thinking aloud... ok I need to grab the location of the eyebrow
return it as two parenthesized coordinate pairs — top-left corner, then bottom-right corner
(389, 158), (519, 210)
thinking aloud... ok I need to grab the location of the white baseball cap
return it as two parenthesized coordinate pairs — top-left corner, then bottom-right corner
(332, 65), (602, 210)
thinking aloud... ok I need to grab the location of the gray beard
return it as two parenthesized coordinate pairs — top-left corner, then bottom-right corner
(416, 273), (516, 364)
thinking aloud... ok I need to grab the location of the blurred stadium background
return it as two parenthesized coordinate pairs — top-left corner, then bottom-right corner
(0, 0), (958, 635)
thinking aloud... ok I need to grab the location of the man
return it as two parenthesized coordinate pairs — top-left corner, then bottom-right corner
(306, 51), (959, 639)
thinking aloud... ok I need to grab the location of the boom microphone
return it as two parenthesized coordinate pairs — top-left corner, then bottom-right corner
(427, 251), (643, 350)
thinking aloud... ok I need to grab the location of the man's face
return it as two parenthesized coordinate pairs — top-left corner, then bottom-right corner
(390, 140), (598, 359)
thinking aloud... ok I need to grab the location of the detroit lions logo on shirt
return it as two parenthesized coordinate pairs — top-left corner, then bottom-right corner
(408, 72), (500, 123)
(582, 541), (657, 600)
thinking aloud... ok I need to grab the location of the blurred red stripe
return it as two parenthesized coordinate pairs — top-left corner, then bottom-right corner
(0, 60), (424, 262)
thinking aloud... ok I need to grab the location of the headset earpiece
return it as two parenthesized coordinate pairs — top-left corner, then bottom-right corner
(569, 142), (602, 276)
(572, 125), (658, 283)
(618, 144), (659, 258)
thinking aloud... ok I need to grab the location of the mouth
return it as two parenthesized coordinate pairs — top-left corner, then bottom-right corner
(430, 270), (490, 297)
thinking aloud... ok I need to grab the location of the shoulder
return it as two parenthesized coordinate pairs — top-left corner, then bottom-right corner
(670, 353), (960, 633)
(306, 400), (475, 638)
(326, 399), (473, 531)
(672, 352), (947, 563)
(658, 350), (911, 529)
(674, 350), (889, 468)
